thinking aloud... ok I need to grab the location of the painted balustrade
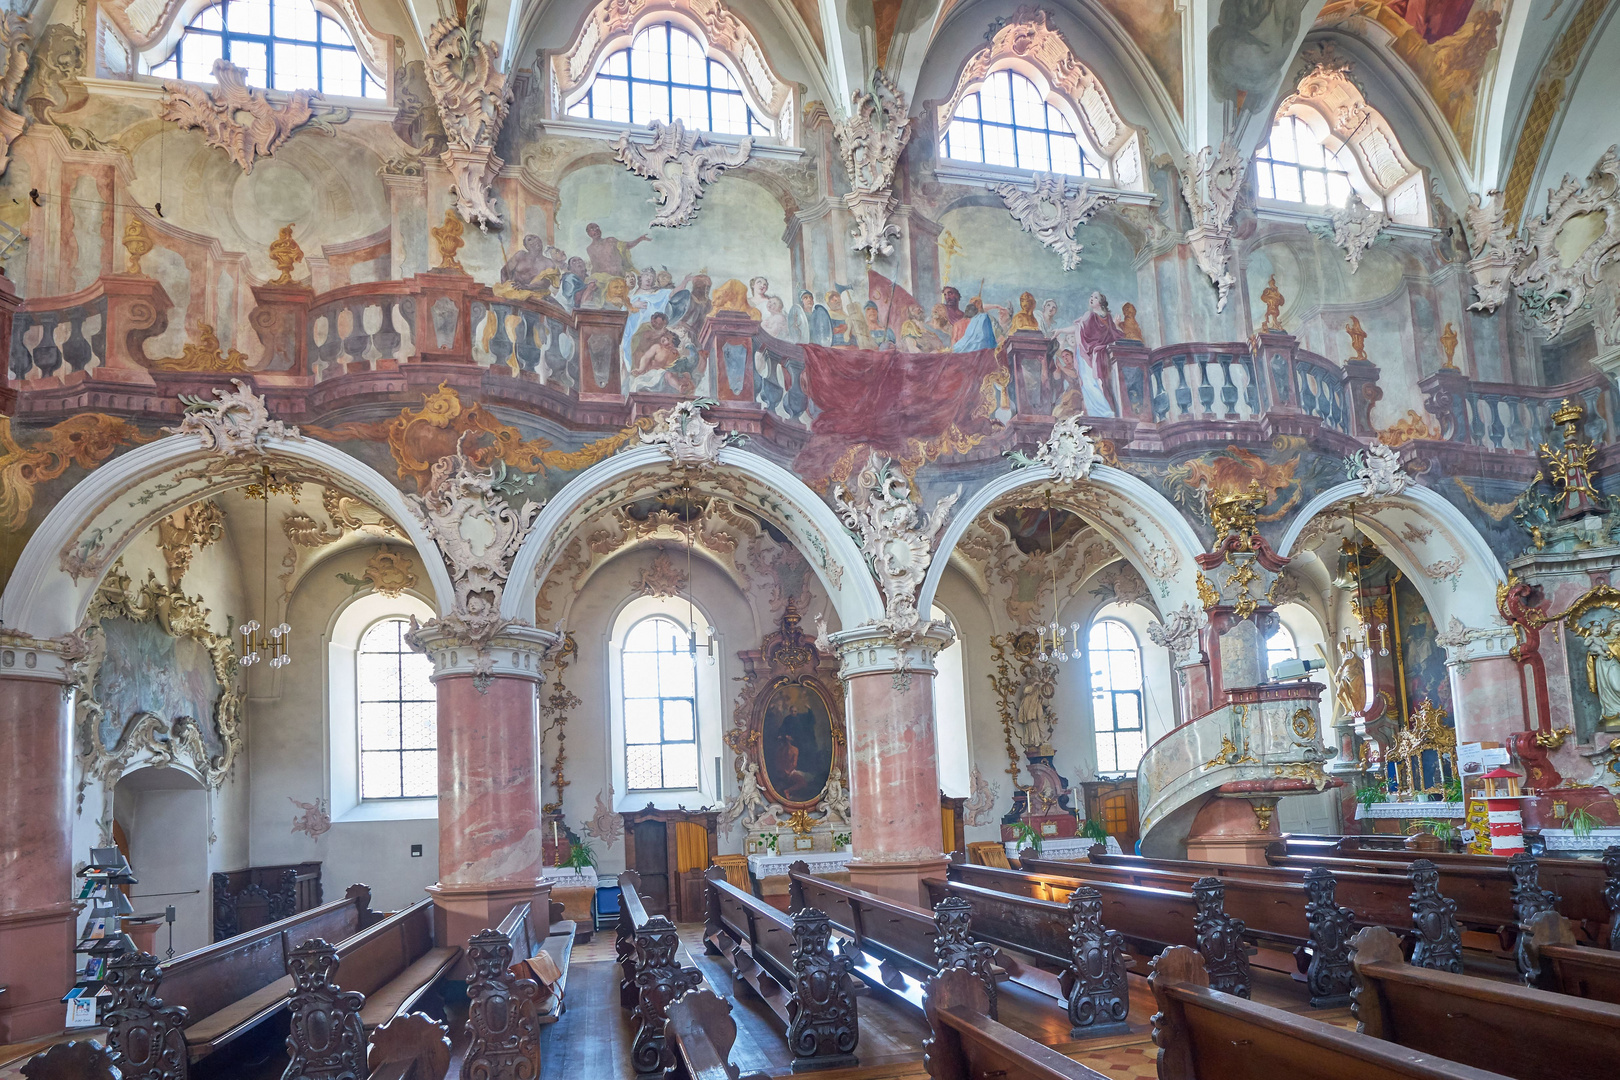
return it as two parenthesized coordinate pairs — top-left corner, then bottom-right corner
(1420, 367), (1617, 452)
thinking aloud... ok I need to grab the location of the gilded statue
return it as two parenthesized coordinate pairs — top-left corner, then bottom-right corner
(122, 217), (153, 275)
(1344, 316), (1368, 362)
(1538, 398), (1605, 520)
(268, 224), (304, 286)
(1259, 275), (1285, 332)
(1332, 637), (1364, 719)
(431, 208), (466, 271)
(1439, 322), (1459, 369)
(1119, 302), (1143, 342)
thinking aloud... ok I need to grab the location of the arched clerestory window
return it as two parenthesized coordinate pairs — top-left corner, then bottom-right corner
(148, 0), (386, 98)
(566, 22), (769, 137)
(1087, 618), (1144, 775)
(940, 68), (1103, 178)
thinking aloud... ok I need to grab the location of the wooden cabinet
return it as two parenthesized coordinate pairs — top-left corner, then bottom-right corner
(620, 806), (718, 923)
(1080, 781), (1140, 853)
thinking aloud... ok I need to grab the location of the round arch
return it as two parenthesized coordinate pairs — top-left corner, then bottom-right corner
(1276, 480), (1506, 630)
(503, 445), (884, 627)
(916, 463), (1205, 619)
(1, 434), (456, 639)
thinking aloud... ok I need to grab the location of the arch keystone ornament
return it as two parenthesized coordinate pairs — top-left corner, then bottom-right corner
(1346, 440), (1409, 497)
(993, 173), (1118, 271)
(166, 379), (300, 457)
(637, 398), (744, 468)
(1006, 414), (1098, 484)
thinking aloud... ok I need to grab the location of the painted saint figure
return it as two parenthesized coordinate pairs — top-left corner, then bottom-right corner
(1071, 291), (1120, 417)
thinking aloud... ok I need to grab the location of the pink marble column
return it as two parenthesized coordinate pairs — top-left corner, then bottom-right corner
(412, 624), (555, 955)
(1448, 647), (1529, 747)
(0, 641), (78, 1042)
(832, 626), (952, 906)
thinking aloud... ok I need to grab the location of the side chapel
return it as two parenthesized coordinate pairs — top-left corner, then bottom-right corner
(1, 0), (1620, 1076)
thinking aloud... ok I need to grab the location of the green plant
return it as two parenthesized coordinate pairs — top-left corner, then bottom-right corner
(1566, 807), (1602, 839)
(1009, 821), (1042, 854)
(760, 833), (780, 855)
(1354, 784), (1387, 809)
(561, 837), (597, 870)
(1079, 818), (1108, 843)
(1412, 819), (1458, 844)
(1443, 777), (1464, 803)
(831, 832), (851, 849)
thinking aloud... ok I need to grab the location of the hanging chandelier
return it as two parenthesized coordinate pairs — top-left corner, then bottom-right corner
(1034, 488), (1080, 664)
(238, 463), (296, 670)
(675, 480), (716, 665)
(1345, 502), (1389, 660)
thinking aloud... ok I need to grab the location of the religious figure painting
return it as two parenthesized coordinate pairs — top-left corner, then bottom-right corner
(94, 616), (223, 757)
(759, 678), (836, 808)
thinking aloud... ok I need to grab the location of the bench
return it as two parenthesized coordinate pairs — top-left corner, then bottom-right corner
(283, 899), (461, 1080)
(103, 882), (377, 1079)
(462, 901), (547, 1079)
(1020, 852), (1355, 1006)
(1522, 909), (1620, 1003)
(618, 869), (703, 1073)
(1350, 925), (1620, 1080)
(702, 866), (860, 1070)
(19, 1040), (123, 1080)
(659, 986), (769, 1080)
(922, 968), (1109, 1080)
(933, 860), (1252, 1000)
(1150, 945), (1509, 1080)
(212, 861), (323, 942)
(788, 862), (1002, 1019)
(1083, 851), (1469, 975)
(364, 1013), (451, 1080)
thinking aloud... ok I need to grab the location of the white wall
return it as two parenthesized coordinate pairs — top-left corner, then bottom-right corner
(114, 769), (212, 954)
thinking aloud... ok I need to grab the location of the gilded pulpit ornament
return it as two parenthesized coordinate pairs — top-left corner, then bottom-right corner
(122, 217), (153, 275)
(268, 224), (304, 285)
(1439, 322), (1459, 369)
(1344, 316), (1368, 362)
(1539, 398), (1605, 520)
(1210, 480), (1265, 542)
(1258, 275), (1286, 332)
(431, 209), (465, 271)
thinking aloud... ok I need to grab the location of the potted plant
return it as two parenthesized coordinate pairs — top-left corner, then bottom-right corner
(831, 832), (852, 851)
(1080, 818), (1108, 845)
(760, 832), (780, 856)
(562, 836), (597, 873)
(1566, 806), (1601, 840)
(1009, 821), (1042, 856)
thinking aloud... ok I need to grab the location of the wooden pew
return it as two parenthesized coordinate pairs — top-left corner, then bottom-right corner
(702, 866), (859, 1070)
(365, 1013), (451, 1080)
(1349, 925), (1620, 1080)
(1019, 852), (1356, 1006)
(1517, 909), (1620, 1004)
(212, 861), (323, 941)
(282, 899), (461, 1080)
(617, 869), (703, 1073)
(19, 1040), (123, 1080)
(922, 968), (1110, 1080)
(934, 861), (1253, 999)
(787, 862), (1002, 1019)
(659, 987), (769, 1080)
(1082, 851), (1469, 974)
(462, 902), (545, 1079)
(103, 883), (377, 1079)
(1149, 946), (1508, 1080)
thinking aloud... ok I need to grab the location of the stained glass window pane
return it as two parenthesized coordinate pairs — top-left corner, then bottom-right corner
(1088, 619), (1142, 776)
(360, 702), (400, 751)
(400, 750), (437, 797)
(1256, 114), (1358, 209)
(574, 23), (766, 135)
(627, 744), (663, 789)
(180, 33), (223, 82)
(625, 698), (662, 744)
(663, 698), (695, 742)
(362, 751), (401, 798)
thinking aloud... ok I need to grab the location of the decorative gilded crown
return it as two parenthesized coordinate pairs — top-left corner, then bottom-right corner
(1210, 480), (1266, 540)
(1551, 398), (1585, 427)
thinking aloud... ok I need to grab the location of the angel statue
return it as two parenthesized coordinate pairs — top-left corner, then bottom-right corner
(719, 762), (771, 835)
(821, 761), (852, 824)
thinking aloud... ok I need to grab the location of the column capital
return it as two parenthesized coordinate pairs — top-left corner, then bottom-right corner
(1436, 620), (1517, 665)
(408, 617), (559, 689)
(0, 629), (86, 685)
(828, 621), (954, 679)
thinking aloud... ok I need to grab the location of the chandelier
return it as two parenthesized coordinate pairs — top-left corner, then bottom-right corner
(1034, 488), (1080, 664)
(238, 463), (295, 670)
(675, 480), (716, 665)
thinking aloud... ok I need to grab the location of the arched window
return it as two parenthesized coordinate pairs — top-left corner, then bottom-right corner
(357, 618), (436, 799)
(930, 605), (971, 797)
(1088, 618), (1143, 774)
(149, 0), (385, 99)
(622, 615), (702, 790)
(566, 22), (768, 137)
(1255, 114), (1353, 208)
(1265, 623), (1299, 677)
(940, 69), (1102, 178)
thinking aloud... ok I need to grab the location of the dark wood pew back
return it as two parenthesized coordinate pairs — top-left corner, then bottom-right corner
(461, 902), (543, 1080)
(922, 968), (1107, 1080)
(617, 869), (702, 1073)
(365, 1012), (451, 1080)
(1150, 946), (1508, 1080)
(660, 987), (769, 1080)
(1350, 925), (1620, 1080)
(1522, 909), (1620, 1003)
(212, 861), (323, 941)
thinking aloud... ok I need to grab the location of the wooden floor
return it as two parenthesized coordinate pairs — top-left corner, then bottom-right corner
(538, 926), (1354, 1080)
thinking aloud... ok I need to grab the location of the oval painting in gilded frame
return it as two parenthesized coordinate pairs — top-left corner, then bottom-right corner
(758, 677), (836, 809)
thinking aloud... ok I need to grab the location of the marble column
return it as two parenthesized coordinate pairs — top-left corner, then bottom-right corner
(1445, 636), (1528, 747)
(412, 623), (557, 955)
(0, 639), (78, 1042)
(830, 625), (953, 906)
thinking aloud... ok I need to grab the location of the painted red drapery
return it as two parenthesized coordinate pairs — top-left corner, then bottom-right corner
(793, 343), (1002, 485)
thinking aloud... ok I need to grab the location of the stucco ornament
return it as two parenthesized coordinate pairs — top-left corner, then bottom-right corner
(963, 765), (998, 827)
(1347, 440), (1408, 497)
(424, 4), (513, 228)
(612, 119), (751, 229)
(1006, 414), (1098, 483)
(405, 439), (541, 654)
(639, 398), (743, 467)
(1179, 141), (1246, 312)
(167, 379), (301, 457)
(832, 71), (912, 258)
(993, 173), (1118, 271)
(1466, 146), (1620, 343)
(832, 456), (959, 639)
(0, 12), (29, 180)
(1325, 193), (1388, 273)
(1147, 603), (1204, 664)
(162, 59), (320, 173)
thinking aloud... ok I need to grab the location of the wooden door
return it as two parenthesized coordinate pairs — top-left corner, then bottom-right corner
(630, 819), (671, 916)
(1084, 780), (1141, 853)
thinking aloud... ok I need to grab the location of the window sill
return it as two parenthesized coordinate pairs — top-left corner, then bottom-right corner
(538, 114), (804, 160)
(1253, 200), (1436, 236)
(617, 789), (714, 812)
(336, 797), (439, 823)
(931, 159), (1154, 205)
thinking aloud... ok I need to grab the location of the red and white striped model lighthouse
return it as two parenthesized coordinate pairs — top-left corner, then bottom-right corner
(1479, 766), (1529, 855)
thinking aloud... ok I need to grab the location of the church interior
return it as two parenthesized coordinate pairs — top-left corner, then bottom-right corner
(4, 0), (1620, 1076)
